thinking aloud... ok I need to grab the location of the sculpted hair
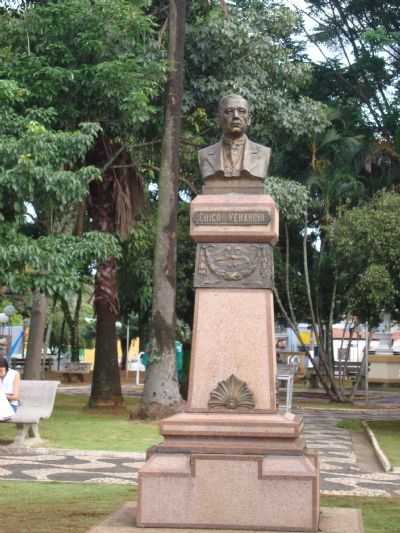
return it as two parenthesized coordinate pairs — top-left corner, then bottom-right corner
(218, 94), (249, 116)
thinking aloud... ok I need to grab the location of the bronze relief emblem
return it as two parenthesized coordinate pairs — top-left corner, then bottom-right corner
(194, 243), (273, 288)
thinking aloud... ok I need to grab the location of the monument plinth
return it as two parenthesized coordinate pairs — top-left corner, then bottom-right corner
(137, 95), (320, 532)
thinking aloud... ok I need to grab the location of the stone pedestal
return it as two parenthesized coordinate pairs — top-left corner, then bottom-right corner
(88, 504), (364, 533)
(137, 194), (320, 532)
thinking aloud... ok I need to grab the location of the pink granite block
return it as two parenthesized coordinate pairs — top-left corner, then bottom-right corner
(137, 453), (319, 531)
(88, 503), (364, 533)
(190, 194), (279, 244)
(187, 289), (276, 411)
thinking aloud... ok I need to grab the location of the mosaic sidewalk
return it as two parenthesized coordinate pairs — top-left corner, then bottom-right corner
(302, 411), (400, 497)
(1, 409), (400, 496)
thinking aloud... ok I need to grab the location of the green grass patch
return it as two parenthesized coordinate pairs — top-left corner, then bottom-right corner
(0, 484), (398, 533)
(336, 419), (364, 432)
(368, 421), (400, 467)
(0, 394), (162, 452)
(321, 496), (400, 533)
(0, 481), (134, 533)
(297, 400), (358, 409)
(336, 419), (400, 467)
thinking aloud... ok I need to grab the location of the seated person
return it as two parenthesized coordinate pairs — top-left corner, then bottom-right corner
(0, 356), (20, 413)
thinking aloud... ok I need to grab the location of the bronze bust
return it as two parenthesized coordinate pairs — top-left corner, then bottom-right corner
(198, 95), (271, 194)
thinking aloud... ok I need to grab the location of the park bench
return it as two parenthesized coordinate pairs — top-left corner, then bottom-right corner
(61, 362), (91, 382)
(333, 361), (369, 382)
(3, 380), (59, 446)
(10, 357), (54, 372)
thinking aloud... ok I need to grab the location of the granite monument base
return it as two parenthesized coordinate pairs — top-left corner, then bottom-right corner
(137, 412), (319, 532)
(88, 504), (364, 533)
(137, 452), (319, 531)
(135, 191), (320, 532)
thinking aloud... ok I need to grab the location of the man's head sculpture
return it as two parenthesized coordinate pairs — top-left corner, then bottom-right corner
(218, 94), (251, 138)
(198, 94), (271, 194)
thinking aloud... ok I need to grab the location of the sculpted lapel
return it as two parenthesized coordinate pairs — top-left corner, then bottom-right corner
(199, 137), (271, 181)
(242, 139), (271, 179)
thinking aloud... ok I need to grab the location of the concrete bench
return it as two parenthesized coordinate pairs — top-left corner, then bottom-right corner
(61, 362), (91, 382)
(3, 380), (59, 446)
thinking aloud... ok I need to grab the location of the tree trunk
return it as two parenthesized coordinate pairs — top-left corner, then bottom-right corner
(119, 325), (132, 371)
(89, 258), (122, 407)
(142, 0), (186, 411)
(24, 290), (48, 379)
(119, 335), (127, 371)
(71, 289), (82, 362)
(58, 318), (66, 370)
(60, 290), (82, 363)
(284, 222), (297, 325)
(302, 214), (344, 401)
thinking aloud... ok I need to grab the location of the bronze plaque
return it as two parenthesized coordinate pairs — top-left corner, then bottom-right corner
(194, 243), (274, 288)
(192, 210), (271, 226)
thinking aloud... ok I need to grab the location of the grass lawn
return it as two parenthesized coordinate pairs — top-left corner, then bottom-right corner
(367, 421), (400, 467)
(0, 483), (399, 533)
(0, 394), (161, 452)
(321, 495), (400, 533)
(336, 419), (400, 467)
(0, 481), (134, 533)
(296, 400), (359, 410)
(336, 419), (364, 432)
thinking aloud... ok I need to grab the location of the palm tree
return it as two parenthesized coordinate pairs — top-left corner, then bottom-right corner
(87, 136), (143, 407)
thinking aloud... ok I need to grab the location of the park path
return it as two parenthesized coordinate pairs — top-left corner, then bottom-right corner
(302, 409), (400, 497)
(1, 406), (400, 496)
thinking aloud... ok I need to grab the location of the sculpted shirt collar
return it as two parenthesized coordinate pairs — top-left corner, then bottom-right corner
(222, 134), (247, 148)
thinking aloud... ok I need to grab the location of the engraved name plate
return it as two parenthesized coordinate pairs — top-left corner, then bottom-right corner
(192, 210), (271, 226)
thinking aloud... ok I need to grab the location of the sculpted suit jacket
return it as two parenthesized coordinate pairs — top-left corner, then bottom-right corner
(198, 136), (271, 181)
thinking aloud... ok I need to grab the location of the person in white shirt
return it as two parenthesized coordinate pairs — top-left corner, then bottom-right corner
(0, 356), (20, 413)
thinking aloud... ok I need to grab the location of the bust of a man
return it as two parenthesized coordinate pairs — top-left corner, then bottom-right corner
(198, 94), (271, 194)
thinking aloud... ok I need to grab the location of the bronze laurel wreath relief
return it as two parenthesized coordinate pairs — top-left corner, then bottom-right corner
(194, 243), (273, 289)
(208, 374), (256, 410)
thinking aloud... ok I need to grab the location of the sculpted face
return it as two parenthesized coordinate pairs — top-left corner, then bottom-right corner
(219, 95), (250, 138)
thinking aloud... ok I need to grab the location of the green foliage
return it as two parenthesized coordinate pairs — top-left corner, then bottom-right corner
(0, 75), (120, 297)
(0, 84), (101, 229)
(355, 265), (395, 320)
(265, 176), (309, 222)
(0, 297), (23, 325)
(185, 1), (330, 145)
(0, 0), (165, 308)
(176, 202), (196, 327)
(119, 215), (155, 331)
(0, 225), (120, 296)
(304, 0), (400, 140)
(334, 192), (400, 324)
(0, 0), (165, 136)
(118, 200), (195, 339)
